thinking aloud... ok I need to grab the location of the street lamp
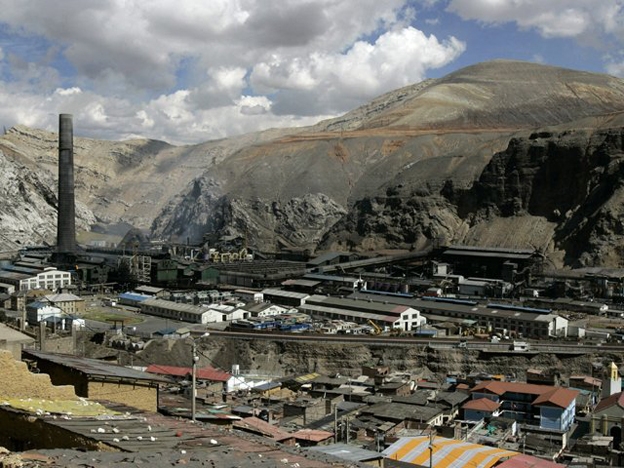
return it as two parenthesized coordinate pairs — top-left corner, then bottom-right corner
(190, 333), (209, 422)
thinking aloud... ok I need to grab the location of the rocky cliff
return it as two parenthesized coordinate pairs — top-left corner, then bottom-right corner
(134, 336), (622, 384)
(3, 60), (624, 267)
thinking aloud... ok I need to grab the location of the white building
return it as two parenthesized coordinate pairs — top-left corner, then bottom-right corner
(235, 289), (263, 303)
(25, 302), (62, 325)
(205, 303), (248, 322)
(140, 298), (224, 324)
(300, 295), (427, 332)
(242, 302), (291, 318)
(20, 267), (72, 291)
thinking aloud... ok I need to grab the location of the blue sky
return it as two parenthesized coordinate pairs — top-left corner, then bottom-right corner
(0, 0), (622, 145)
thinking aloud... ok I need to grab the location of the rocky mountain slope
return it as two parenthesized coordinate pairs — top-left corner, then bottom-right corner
(3, 60), (624, 267)
(134, 336), (616, 385)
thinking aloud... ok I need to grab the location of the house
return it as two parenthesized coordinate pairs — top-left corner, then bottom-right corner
(283, 397), (337, 426)
(430, 391), (471, 422)
(359, 402), (444, 427)
(593, 391), (624, 445)
(10, 289), (49, 314)
(376, 380), (412, 397)
(232, 416), (295, 445)
(22, 349), (170, 412)
(40, 293), (86, 315)
(469, 381), (578, 432)
(462, 397), (502, 420)
(290, 428), (333, 446)
(25, 301), (62, 325)
(145, 364), (232, 396)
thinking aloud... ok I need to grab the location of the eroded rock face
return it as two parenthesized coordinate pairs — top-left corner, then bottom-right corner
(134, 336), (621, 384)
(317, 128), (624, 268)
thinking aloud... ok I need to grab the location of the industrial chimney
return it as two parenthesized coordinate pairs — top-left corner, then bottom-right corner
(57, 113), (76, 255)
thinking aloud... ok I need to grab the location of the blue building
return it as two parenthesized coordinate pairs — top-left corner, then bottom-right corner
(468, 381), (578, 431)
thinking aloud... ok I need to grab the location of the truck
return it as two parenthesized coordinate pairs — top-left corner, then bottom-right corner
(510, 341), (531, 352)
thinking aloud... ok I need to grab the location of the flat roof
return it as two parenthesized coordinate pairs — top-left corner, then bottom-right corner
(443, 248), (533, 260)
(23, 349), (170, 384)
(262, 288), (310, 299)
(303, 273), (360, 283)
(305, 294), (412, 314)
(282, 279), (320, 287)
(142, 298), (211, 315)
(299, 303), (397, 323)
(135, 285), (165, 294)
(350, 292), (563, 323)
(0, 271), (30, 281)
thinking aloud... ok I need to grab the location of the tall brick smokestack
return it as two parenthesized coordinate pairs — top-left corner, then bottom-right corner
(57, 113), (76, 254)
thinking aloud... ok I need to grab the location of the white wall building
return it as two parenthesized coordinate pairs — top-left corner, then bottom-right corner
(25, 302), (62, 325)
(20, 267), (72, 291)
(235, 289), (263, 303)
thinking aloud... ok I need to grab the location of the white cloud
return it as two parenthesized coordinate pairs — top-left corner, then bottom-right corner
(447, 0), (624, 39)
(250, 27), (465, 115)
(606, 61), (624, 77)
(0, 0), (469, 144)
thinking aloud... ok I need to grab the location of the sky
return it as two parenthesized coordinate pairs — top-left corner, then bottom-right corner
(0, 0), (623, 145)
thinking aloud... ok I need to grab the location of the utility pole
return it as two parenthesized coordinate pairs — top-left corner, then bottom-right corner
(190, 333), (209, 422)
(429, 430), (435, 468)
(191, 340), (198, 422)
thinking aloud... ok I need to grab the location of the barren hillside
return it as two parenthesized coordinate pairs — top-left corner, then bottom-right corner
(3, 60), (624, 267)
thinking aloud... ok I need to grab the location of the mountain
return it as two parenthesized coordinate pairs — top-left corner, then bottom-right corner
(3, 60), (624, 268)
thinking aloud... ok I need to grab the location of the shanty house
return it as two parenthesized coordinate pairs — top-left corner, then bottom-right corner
(22, 349), (169, 412)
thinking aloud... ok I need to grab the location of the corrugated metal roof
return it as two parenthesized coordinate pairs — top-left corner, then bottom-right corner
(594, 390), (624, 412)
(463, 397), (501, 411)
(383, 436), (518, 468)
(146, 364), (231, 382)
(291, 429), (333, 442)
(496, 453), (566, 468)
(24, 350), (171, 384)
(307, 443), (383, 462)
(118, 292), (152, 302)
(472, 381), (578, 409)
(233, 416), (292, 440)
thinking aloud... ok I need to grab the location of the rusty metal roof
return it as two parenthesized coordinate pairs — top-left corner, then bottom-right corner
(23, 349), (171, 384)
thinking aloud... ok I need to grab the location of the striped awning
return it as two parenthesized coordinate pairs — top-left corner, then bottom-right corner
(383, 436), (518, 468)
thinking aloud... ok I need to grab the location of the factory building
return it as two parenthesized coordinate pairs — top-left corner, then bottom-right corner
(0, 266), (72, 292)
(300, 295), (427, 332)
(349, 292), (568, 338)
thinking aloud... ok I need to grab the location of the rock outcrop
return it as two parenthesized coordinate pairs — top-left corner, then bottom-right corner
(3, 60), (624, 267)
